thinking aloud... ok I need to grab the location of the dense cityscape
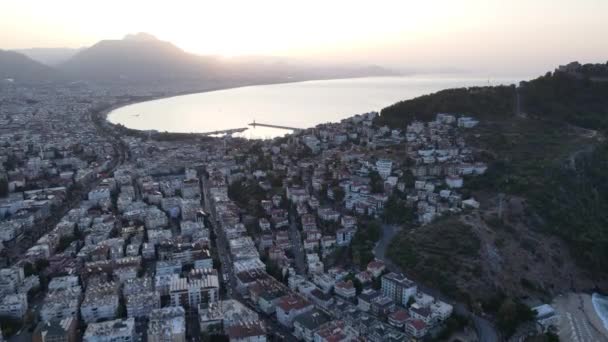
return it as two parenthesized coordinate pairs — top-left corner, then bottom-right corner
(0, 77), (505, 342)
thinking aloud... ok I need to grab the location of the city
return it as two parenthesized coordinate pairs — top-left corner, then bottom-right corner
(0, 79), (496, 341)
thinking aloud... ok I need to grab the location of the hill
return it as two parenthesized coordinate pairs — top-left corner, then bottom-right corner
(58, 33), (221, 82)
(0, 50), (59, 82)
(381, 63), (608, 305)
(15, 47), (82, 66)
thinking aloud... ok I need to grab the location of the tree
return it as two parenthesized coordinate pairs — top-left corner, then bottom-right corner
(0, 178), (8, 198)
(332, 186), (345, 203)
(23, 262), (35, 277)
(369, 171), (384, 193)
(383, 195), (415, 224)
(496, 298), (535, 337)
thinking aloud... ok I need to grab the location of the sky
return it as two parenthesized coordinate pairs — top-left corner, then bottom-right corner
(2, 0), (607, 76)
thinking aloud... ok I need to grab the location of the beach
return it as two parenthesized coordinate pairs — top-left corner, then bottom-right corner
(553, 293), (608, 342)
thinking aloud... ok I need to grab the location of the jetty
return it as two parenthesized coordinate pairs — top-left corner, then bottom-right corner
(249, 121), (301, 131)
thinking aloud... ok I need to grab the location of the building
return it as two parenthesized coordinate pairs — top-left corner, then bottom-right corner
(126, 290), (161, 318)
(225, 321), (267, 342)
(381, 272), (417, 306)
(147, 306), (186, 342)
(0, 293), (28, 319)
(405, 319), (428, 339)
(169, 276), (219, 311)
(40, 287), (82, 322)
(0, 267), (24, 294)
(293, 309), (329, 342)
(83, 318), (135, 342)
(334, 280), (356, 300)
(388, 309), (410, 329)
(80, 282), (119, 323)
(32, 318), (77, 342)
(198, 300), (259, 331)
(276, 295), (313, 328)
(375, 159), (393, 179)
(532, 304), (559, 332)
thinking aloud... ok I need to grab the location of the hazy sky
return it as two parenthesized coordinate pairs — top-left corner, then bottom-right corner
(2, 0), (607, 76)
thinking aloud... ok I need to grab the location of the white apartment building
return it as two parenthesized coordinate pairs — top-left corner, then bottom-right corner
(147, 306), (186, 342)
(381, 272), (418, 306)
(84, 318), (135, 342)
(0, 293), (28, 319)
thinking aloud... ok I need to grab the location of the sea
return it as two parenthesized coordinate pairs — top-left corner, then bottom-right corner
(108, 75), (520, 139)
(593, 292), (608, 332)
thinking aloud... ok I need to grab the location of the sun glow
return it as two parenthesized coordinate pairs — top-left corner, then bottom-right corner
(2, 0), (608, 74)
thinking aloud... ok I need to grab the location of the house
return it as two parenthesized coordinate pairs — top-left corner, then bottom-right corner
(355, 271), (373, 284)
(388, 309), (410, 329)
(405, 319), (428, 339)
(336, 228), (355, 246)
(226, 321), (267, 342)
(366, 260), (386, 278)
(409, 306), (432, 325)
(532, 304), (559, 332)
(317, 208), (340, 222)
(445, 175), (463, 189)
(293, 309), (330, 342)
(357, 289), (381, 312)
(334, 280), (356, 300)
(276, 295), (313, 328)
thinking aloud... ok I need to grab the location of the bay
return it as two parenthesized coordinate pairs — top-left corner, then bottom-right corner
(108, 76), (519, 139)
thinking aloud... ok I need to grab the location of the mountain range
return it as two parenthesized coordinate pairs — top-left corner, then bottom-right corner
(2, 33), (396, 83)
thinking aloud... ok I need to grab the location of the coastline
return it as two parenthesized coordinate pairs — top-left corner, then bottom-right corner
(103, 75), (401, 126)
(592, 293), (608, 335)
(554, 292), (608, 341)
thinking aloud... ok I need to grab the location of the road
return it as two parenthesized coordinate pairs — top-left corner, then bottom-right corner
(287, 211), (306, 275)
(373, 224), (500, 342)
(201, 175), (298, 341)
(201, 175), (236, 294)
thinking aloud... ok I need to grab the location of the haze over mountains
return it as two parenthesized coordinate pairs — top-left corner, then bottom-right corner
(14, 47), (82, 66)
(0, 49), (59, 81)
(2, 33), (396, 84)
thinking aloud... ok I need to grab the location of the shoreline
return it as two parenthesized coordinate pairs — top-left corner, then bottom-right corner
(592, 292), (608, 335)
(554, 292), (608, 341)
(103, 75), (402, 128)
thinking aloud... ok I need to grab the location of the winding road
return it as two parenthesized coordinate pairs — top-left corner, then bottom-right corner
(373, 224), (500, 342)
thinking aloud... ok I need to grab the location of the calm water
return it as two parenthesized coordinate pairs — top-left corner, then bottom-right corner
(108, 76), (518, 139)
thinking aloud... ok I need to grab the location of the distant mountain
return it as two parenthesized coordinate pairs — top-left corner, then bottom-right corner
(0, 49), (59, 81)
(58, 33), (221, 82)
(15, 47), (83, 66)
(58, 33), (397, 82)
(12, 33), (396, 83)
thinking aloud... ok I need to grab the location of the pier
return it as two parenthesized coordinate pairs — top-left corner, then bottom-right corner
(200, 127), (248, 136)
(249, 121), (302, 131)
